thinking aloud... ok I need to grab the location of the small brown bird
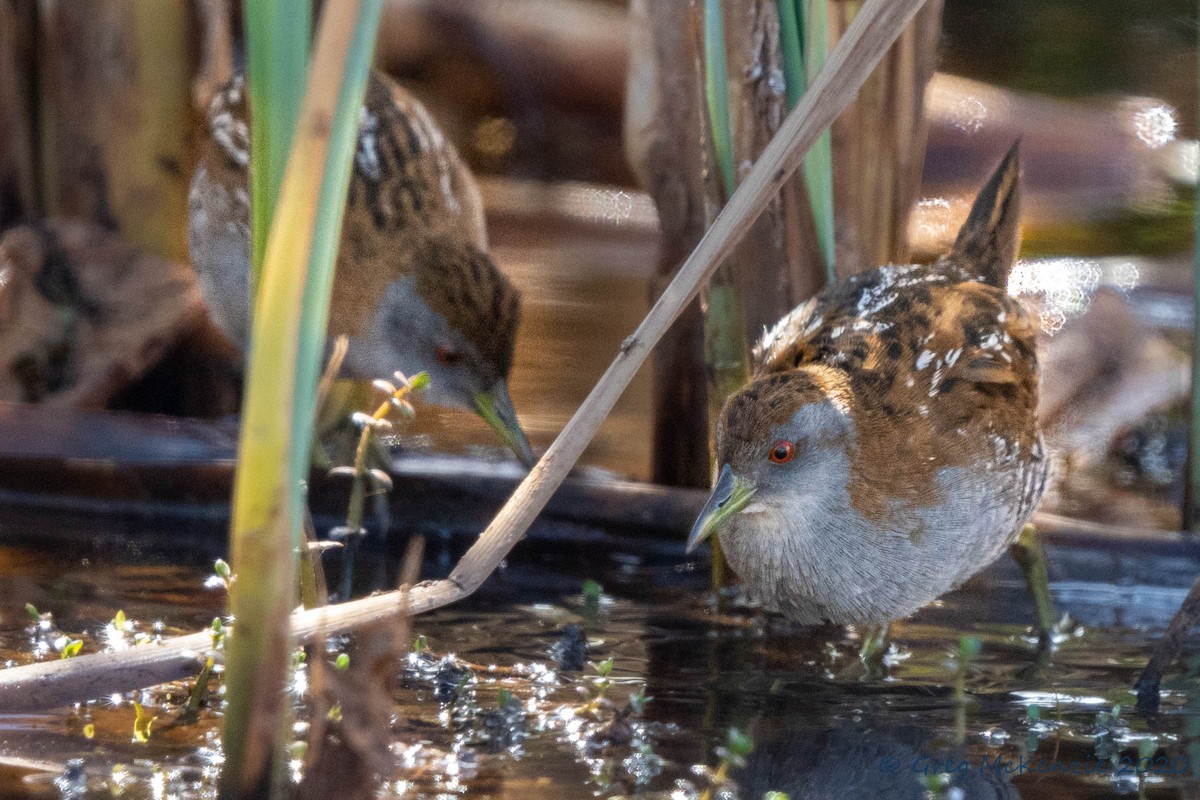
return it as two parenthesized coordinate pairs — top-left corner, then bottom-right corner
(188, 72), (536, 466)
(688, 146), (1049, 626)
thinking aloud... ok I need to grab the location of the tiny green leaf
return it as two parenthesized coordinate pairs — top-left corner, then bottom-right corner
(335, 653), (350, 670)
(498, 688), (513, 707)
(595, 658), (614, 678)
(409, 371), (431, 391)
(727, 727), (754, 757)
(213, 559), (231, 580)
(133, 702), (156, 742)
(957, 636), (982, 662)
(1138, 737), (1157, 760)
(60, 639), (83, 659)
(112, 610), (127, 629)
(919, 772), (953, 791)
(24, 603), (39, 621)
(582, 579), (603, 602)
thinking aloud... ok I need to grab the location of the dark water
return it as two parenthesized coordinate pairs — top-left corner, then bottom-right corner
(0, 531), (1198, 800)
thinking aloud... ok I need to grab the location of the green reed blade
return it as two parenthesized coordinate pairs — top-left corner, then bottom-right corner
(1190, 3), (1200, 532)
(222, 2), (383, 797)
(778, 0), (806, 107)
(704, 0), (736, 198)
(244, 0), (311, 300)
(802, 0), (836, 283)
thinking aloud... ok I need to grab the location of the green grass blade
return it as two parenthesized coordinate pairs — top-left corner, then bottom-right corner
(1190, 0), (1200, 531)
(702, 1), (751, 590)
(803, 0), (836, 283)
(222, 1), (383, 796)
(778, 0), (806, 108)
(704, 0), (736, 198)
(290, 6), (382, 518)
(244, 0), (311, 300)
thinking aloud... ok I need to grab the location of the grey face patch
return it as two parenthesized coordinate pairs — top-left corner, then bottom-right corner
(347, 277), (489, 409)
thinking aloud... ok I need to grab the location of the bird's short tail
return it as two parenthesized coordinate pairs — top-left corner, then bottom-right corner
(950, 141), (1022, 288)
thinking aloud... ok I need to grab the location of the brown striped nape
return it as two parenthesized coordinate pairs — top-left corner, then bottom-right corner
(412, 236), (520, 380)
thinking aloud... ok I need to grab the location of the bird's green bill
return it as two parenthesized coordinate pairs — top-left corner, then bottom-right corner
(686, 463), (755, 553)
(474, 382), (537, 468)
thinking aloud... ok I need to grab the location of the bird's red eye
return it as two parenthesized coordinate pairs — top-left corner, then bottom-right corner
(768, 440), (795, 464)
(437, 344), (462, 366)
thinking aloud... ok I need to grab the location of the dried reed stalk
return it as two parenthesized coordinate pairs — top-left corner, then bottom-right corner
(0, 0), (929, 713)
(36, 0), (192, 261)
(829, 0), (943, 278)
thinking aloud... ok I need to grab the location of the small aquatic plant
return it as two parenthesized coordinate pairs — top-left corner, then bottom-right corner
(132, 701), (156, 743)
(581, 578), (604, 616)
(697, 727), (755, 800)
(328, 370), (428, 597)
(952, 635), (981, 745)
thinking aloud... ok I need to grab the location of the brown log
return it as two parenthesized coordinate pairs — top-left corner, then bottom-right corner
(0, 220), (205, 407)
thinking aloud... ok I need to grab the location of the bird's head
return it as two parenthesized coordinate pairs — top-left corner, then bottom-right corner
(346, 235), (536, 467)
(687, 367), (857, 553)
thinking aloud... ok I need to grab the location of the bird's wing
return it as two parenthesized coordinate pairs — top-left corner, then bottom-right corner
(751, 262), (1039, 408)
(915, 278), (1039, 396)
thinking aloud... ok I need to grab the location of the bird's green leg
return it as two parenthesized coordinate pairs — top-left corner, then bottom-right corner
(859, 623), (891, 674)
(1009, 524), (1056, 647)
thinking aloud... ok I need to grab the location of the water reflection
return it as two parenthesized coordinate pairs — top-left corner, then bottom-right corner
(736, 725), (1021, 799)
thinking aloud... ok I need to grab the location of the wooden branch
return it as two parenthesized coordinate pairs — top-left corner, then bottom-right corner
(0, 0), (929, 713)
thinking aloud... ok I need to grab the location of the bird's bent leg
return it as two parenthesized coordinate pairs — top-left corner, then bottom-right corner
(1136, 574), (1200, 715)
(1009, 524), (1055, 647)
(859, 623), (891, 674)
